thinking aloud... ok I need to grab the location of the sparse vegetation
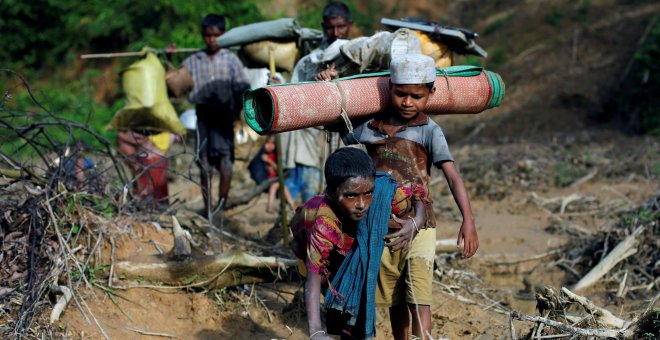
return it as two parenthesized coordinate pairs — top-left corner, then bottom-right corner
(603, 17), (660, 135)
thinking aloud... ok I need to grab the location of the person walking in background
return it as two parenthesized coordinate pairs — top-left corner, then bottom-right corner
(248, 135), (295, 213)
(280, 1), (354, 207)
(167, 14), (250, 212)
(117, 130), (178, 209)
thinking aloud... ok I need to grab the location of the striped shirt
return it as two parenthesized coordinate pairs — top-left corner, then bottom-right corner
(182, 49), (250, 111)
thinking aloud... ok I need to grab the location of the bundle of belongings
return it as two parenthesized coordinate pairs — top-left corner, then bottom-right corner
(217, 18), (323, 72)
(293, 17), (487, 81)
(243, 17), (500, 134)
(107, 49), (186, 135)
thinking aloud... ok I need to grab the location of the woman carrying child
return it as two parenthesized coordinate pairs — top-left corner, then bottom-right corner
(291, 147), (428, 339)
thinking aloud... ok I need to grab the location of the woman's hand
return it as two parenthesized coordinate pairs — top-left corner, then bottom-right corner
(384, 214), (419, 252)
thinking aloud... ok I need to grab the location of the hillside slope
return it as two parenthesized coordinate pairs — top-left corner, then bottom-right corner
(440, 0), (659, 142)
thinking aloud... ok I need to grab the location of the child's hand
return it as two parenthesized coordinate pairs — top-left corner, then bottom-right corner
(315, 63), (338, 81)
(384, 214), (418, 252)
(457, 220), (479, 259)
(267, 73), (283, 85)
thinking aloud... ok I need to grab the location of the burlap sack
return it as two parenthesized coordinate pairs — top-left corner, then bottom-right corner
(165, 66), (194, 98)
(108, 52), (185, 135)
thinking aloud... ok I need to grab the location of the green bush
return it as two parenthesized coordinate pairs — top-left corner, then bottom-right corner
(544, 8), (565, 27)
(606, 18), (660, 135)
(0, 0), (266, 68)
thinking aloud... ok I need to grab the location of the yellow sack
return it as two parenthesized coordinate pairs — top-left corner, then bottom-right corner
(414, 31), (454, 68)
(107, 51), (185, 135)
(148, 132), (172, 154)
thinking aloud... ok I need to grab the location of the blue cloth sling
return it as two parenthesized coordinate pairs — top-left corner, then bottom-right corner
(323, 171), (397, 339)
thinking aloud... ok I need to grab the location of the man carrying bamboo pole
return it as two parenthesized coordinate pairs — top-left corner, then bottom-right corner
(167, 14), (250, 212)
(280, 2), (354, 207)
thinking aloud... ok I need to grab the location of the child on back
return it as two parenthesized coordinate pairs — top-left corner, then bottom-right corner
(337, 54), (480, 339)
(290, 147), (428, 339)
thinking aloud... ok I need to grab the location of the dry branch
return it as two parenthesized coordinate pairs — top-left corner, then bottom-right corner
(572, 227), (644, 292)
(126, 327), (176, 338)
(49, 284), (73, 324)
(560, 287), (629, 329)
(510, 311), (622, 338)
(489, 249), (561, 266)
(170, 216), (191, 258)
(224, 178), (277, 210)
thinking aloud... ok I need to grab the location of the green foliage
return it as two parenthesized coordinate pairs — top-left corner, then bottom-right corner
(486, 47), (507, 69)
(638, 309), (660, 339)
(652, 161), (660, 177)
(613, 18), (660, 135)
(71, 264), (108, 284)
(461, 55), (484, 67)
(553, 160), (588, 187)
(0, 0), (267, 68)
(545, 7), (565, 27)
(572, 0), (591, 23)
(0, 69), (123, 159)
(184, 274), (198, 285)
(483, 14), (513, 36)
(214, 287), (229, 311)
(1, 1), (268, 159)
(623, 207), (659, 226)
(92, 195), (115, 218)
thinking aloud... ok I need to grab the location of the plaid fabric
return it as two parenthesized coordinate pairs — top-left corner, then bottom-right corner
(182, 49), (250, 110)
(290, 183), (426, 278)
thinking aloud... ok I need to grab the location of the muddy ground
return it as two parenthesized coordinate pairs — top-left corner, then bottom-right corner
(55, 131), (658, 339)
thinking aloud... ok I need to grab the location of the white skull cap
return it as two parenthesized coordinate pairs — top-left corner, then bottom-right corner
(390, 54), (436, 84)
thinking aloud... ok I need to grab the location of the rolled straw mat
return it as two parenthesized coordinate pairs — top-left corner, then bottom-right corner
(244, 65), (504, 135)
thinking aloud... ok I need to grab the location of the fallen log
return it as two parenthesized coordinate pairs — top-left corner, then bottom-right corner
(114, 250), (297, 290)
(436, 238), (459, 253)
(572, 227), (643, 292)
(225, 177), (278, 210)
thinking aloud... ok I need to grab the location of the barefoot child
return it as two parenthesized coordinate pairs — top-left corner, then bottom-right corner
(291, 147), (427, 339)
(338, 54), (480, 339)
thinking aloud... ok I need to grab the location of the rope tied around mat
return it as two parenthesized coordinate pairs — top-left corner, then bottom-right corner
(330, 79), (360, 145)
(438, 68), (452, 92)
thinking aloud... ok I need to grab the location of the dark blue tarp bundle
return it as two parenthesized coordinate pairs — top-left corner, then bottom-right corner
(323, 171), (397, 338)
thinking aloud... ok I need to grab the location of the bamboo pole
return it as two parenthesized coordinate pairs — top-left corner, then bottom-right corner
(80, 48), (200, 59)
(270, 49), (289, 246)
